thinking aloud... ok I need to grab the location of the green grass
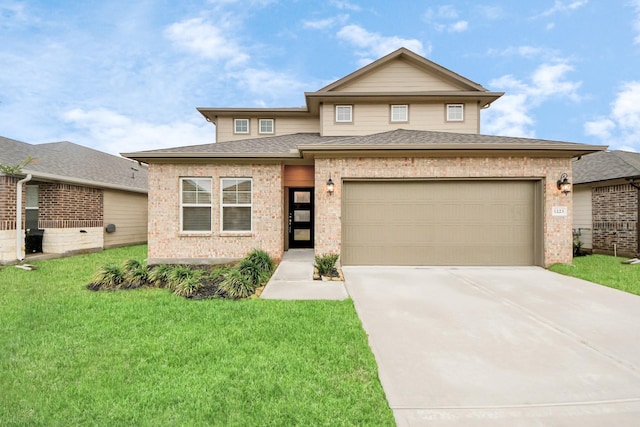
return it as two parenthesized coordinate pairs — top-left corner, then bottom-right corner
(550, 254), (640, 296)
(0, 245), (393, 426)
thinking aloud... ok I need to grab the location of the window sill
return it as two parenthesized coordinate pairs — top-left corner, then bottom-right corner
(220, 232), (253, 237)
(178, 232), (213, 237)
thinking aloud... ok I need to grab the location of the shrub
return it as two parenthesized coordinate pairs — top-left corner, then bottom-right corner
(90, 263), (125, 290)
(122, 259), (149, 288)
(166, 266), (196, 291)
(174, 275), (203, 297)
(244, 249), (275, 275)
(218, 268), (255, 299)
(148, 264), (174, 288)
(236, 258), (270, 288)
(314, 253), (339, 276)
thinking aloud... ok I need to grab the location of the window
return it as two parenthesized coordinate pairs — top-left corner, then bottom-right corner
(221, 178), (252, 232)
(25, 185), (38, 229)
(259, 118), (274, 134)
(181, 178), (212, 232)
(234, 118), (250, 134)
(391, 105), (408, 122)
(446, 104), (464, 122)
(335, 105), (353, 123)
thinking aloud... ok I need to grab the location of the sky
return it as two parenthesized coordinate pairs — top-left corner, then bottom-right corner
(1, 0), (640, 156)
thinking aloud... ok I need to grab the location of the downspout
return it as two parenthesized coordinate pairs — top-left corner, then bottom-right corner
(16, 174), (32, 261)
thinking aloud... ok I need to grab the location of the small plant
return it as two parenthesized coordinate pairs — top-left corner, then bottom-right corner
(218, 268), (255, 299)
(174, 275), (203, 297)
(236, 258), (269, 288)
(122, 259), (149, 288)
(166, 266), (196, 291)
(314, 253), (339, 276)
(244, 249), (275, 275)
(89, 263), (125, 290)
(148, 264), (174, 288)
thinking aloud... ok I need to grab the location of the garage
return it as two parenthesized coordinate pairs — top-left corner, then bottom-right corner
(341, 180), (542, 266)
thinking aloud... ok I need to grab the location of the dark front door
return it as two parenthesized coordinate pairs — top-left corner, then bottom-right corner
(288, 188), (314, 248)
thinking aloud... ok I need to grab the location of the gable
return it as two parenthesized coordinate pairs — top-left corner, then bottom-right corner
(330, 57), (468, 93)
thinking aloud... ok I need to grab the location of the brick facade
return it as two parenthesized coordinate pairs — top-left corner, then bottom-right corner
(592, 184), (638, 256)
(314, 155), (574, 267)
(147, 163), (283, 263)
(0, 176), (18, 230)
(39, 183), (103, 228)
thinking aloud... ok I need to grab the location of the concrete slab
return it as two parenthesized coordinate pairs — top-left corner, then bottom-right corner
(343, 266), (640, 426)
(260, 249), (347, 300)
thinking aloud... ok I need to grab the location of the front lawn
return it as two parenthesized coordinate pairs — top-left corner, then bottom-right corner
(0, 245), (394, 426)
(550, 254), (640, 296)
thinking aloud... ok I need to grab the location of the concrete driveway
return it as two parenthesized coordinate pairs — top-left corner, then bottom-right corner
(343, 266), (640, 426)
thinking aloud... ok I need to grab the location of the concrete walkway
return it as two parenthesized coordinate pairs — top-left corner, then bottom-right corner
(260, 249), (348, 300)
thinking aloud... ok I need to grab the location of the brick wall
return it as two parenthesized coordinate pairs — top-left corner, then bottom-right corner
(39, 183), (103, 228)
(314, 156), (574, 267)
(0, 176), (18, 230)
(592, 184), (637, 256)
(147, 163), (283, 263)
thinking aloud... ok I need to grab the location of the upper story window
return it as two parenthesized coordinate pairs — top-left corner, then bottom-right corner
(221, 178), (252, 232)
(259, 119), (274, 134)
(335, 105), (353, 123)
(234, 118), (250, 134)
(446, 104), (464, 122)
(180, 178), (212, 232)
(391, 105), (408, 122)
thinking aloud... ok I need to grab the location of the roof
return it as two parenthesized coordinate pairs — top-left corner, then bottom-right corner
(573, 150), (640, 184)
(0, 136), (147, 193)
(123, 129), (606, 162)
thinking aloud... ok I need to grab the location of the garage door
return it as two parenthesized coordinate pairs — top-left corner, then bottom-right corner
(342, 180), (540, 266)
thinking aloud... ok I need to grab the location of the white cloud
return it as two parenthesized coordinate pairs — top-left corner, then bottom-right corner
(483, 61), (581, 137)
(539, 0), (589, 17)
(61, 108), (213, 155)
(489, 45), (554, 59)
(336, 24), (427, 65)
(164, 17), (249, 66)
(330, 0), (361, 11)
(303, 14), (349, 30)
(449, 20), (468, 32)
(424, 6), (469, 32)
(631, 0), (640, 44)
(235, 68), (308, 102)
(585, 82), (640, 149)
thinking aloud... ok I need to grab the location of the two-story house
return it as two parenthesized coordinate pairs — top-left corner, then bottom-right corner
(124, 48), (604, 267)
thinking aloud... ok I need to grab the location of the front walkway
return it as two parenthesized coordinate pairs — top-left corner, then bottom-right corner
(260, 249), (348, 300)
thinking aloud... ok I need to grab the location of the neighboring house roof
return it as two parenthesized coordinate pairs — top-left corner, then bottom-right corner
(123, 129), (605, 161)
(197, 47), (504, 121)
(0, 136), (147, 193)
(573, 150), (640, 184)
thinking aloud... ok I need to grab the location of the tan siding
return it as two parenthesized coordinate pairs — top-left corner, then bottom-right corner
(216, 117), (320, 142)
(321, 103), (479, 136)
(336, 58), (467, 92)
(573, 187), (592, 249)
(342, 180), (537, 266)
(103, 190), (148, 248)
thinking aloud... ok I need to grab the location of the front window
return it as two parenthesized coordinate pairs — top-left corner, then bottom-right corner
(25, 185), (38, 229)
(335, 105), (353, 123)
(391, 105), (408, 122)
(221, 178), (252, 232)
(234, 118), (250, 134)
(259, 119), (274, 134)
(181, 178), (212, 232)
(446, 104), (464, 122)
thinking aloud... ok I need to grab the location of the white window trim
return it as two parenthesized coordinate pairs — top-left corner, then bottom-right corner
(446, 104), (464, 122)
(180, 177), (212, 233)
(234, 118), (250, 134)
(335, 105), (353, 123)
(258, 118), (274, 134)
(220, 177), (253, 233)
(390, 104), (409, 122)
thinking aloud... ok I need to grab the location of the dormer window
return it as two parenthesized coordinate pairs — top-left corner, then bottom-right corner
(259, 119), (274, 134)
(335, 105), (353, 123)
(391, 105), (408, 122)
(234, 118), (250, 134)
(446, 104), (464, 122)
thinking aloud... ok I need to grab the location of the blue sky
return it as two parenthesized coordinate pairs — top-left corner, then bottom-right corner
(1, 0), (640, 155)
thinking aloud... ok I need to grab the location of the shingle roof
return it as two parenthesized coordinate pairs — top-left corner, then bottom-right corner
(573, 150), (640, 184)
(0, 136), (147, 192)
(123, 129), (604, 160)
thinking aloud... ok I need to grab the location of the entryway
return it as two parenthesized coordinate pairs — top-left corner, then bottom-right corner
(288, 188), (314, 249)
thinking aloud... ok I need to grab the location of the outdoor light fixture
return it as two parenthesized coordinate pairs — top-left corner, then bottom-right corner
(326, 177), (335, 195)
(557, 173), (571, 195)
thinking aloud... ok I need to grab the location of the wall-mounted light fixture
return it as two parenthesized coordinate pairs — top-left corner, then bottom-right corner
(557, 173), (571, 195)
(326, 177), (335, 195)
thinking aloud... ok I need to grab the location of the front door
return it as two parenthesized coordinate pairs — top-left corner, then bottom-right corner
(288, 188), (314, 248)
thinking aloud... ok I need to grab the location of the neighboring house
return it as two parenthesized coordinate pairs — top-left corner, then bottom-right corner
(123, 48), (604, 267)
(573, 150), (640, 257)
(0, 136), (148, 264)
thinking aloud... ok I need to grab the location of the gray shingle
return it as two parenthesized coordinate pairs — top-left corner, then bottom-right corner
(0, 136), (147, 191)
(573, 150), (640, 184)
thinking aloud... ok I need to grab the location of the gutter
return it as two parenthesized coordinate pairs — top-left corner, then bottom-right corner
(16, 173), (32, 261)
